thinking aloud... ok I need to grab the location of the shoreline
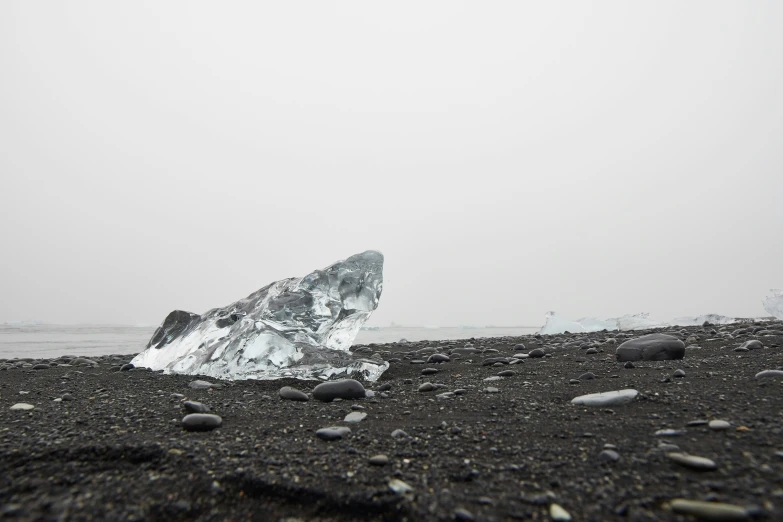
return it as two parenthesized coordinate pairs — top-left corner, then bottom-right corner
(1, 321), (782, 520)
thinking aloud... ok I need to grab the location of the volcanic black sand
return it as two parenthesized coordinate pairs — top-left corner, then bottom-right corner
(1, 322), (782, 521)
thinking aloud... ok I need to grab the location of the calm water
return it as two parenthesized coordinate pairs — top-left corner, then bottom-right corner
(0, 324), (539, 360)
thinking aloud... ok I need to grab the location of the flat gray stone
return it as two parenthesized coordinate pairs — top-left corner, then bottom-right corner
(279, 386), (309, 402)
(312, 379), (366, 402)
(755, 370), (783, 379)
(344, 412), (367, 423)
(670, 499), (748, 521)
(316, 426), (351, 440)
(10, 403), (34, 411)
(181, 413), (222, 432)
(615, 333), (685, 362)
(667, 452), (717, 471)
(571, 389), (638, 407)
(709, 420), (731, 431)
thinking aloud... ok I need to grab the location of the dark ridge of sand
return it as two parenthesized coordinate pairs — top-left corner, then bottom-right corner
(1, 322), (782, 521)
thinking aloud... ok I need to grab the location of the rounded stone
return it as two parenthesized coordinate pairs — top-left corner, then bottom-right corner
(312, 379), (366, 402)
(427, 354), (450, 363)
(343, 412), (367, 423)
(673, 369), (686, 378)
(755, 370), (783, 379)
(670, 499), (748, 521)
(740, 340), (763, 350)
(616, 333), (685, 362)
(667, 452), (717, 471)
(599, 449), (620, 462)
(279, 386), (309, 402)
(571, 389), (638, 407)
(368, 454), (389, 466)
(10, 403), (34, 411)
(708, 420), (731, 431)
(182, 413), (222, 432)
(182, 401), (210, 413)
(418, 382), (436, 392)
(316, 426), (351, 441)
(120, 363), (135, 371)
(578, 372), (596, 380)
(528, 349), (545, 358)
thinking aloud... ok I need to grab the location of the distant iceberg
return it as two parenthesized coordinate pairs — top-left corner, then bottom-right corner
(538, 311), (744, 335)
(763, 289), (783, 320)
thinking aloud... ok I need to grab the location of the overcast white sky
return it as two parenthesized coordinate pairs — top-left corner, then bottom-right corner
(1, 1), (781, 327)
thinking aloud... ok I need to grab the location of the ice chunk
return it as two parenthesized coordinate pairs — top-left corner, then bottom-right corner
(615, 313), (664, 331)
(538, 312), (616, 335)
(131, 251), (387, 381)
(763, 289), (783, 320)
(668, 314), (738, 327)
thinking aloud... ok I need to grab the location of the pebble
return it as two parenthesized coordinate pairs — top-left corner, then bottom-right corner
(453, 507), (475, 521)
(739, 340), (763, 350)
(388, 478), (413, 495)
(418, 382), (436, 392)
(755, 370), (783, 379)
(120, 363), (134, 371)
(369, 454), (389, 466)
(312, 379), (366, 402)
(571, 389), (638, 407)
(32, 364), (49, 370)
(391, 429), (408, 438)
(181, 413), (222, 432)
(427, 354), (450, 363)
(61, 393), (74, 401)
(655, 429), (685, 437)
(10, 403), (34, 411)
(528, 349), (545, 358)
(315, 426), (351, 441)
(578, 372), (595, 380)
(484, 387), (500, 393)
(708, 420), (731, 431)
(483, 376), (501, 382)
(670, 499), (749, 521)
(497, 370), (515, 377)
(624, 361), (635, 369)
(585, 348), (598, 354)
(615, 333), (685, 362)
(549, 503), (572, 521)
(673, 369), (686, 378)
(189, 380), (217, 390)
(279, 386), (309, 401)
(599, 450), (620, 462)
(421, 368), (439, 375)
(182, 401), (210, 413)
(344, 412), (367, 423)
(667, 452), (717, 471)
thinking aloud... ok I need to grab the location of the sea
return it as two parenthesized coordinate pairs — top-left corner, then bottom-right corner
(0, 324), (540, 360)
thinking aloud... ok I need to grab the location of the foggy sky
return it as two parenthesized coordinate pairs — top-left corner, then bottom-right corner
(1, 1), (782, 328)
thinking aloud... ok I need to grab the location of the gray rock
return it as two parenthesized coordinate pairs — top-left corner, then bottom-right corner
(279, 386), (309, 401)
(181, 413), (222, 432)
(391, 429), (408, 438)
(312, 379), (366, 402)
(670, 499), (748, 521)
(189, 380), (217, 390)
(571, 389), (638, 407)
(673, 369), (686, 378)
(755, 370), (783, 379)
(667, 452), (717, 471)
(344, 412), (367, 423)
(316, 426), (351, 440)
(616, 333), (685, 362)
(599, 450), (620, 462)
(740, 340), (763, 350)
(182, 401), (210, 413)
(368, 454), (389, 466)
(427, 354), (450, 363)
(708, 420), (731, 431)
(528, 349), (545, 358)
(10, 403), (34, 411)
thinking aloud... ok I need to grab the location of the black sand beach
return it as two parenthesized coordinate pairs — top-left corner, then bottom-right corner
(1, 322), (782, 521)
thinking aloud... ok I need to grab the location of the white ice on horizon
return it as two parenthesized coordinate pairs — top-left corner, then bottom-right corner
(539, 311), (748, 335)
(763, 289), (783, 320)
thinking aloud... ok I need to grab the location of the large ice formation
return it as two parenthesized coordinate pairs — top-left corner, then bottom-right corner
(763, 289), (783, 320)
(131, 251), (387, 381)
